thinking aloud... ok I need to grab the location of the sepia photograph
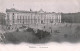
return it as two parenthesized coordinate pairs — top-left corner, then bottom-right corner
(0, 0), (80, 51)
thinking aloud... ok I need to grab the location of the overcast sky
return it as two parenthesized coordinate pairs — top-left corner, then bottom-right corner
(0, 0), (80, 13)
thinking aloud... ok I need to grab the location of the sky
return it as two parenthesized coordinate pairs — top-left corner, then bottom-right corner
(0, 0), (80, 13)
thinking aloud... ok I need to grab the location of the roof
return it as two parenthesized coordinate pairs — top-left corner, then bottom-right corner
(6, 8), (33, 13)
(6, 8), (56, 14)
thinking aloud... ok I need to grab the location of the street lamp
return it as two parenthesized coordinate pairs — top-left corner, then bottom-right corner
(50, 21), (53, 33)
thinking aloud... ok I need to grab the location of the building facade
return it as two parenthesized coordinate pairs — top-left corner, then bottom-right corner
(6, 8), (61, 30)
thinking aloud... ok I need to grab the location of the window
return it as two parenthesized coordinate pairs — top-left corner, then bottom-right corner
(23, 16), (24, 24)
(41, 20), (43, 24)
(20, 16), (21, 23)
(17, 16), (20, 23)
(12, 13), (15, 23)
(13, 13), (14, 15)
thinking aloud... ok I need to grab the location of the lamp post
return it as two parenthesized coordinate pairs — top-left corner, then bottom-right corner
(50, 21), (53, 33)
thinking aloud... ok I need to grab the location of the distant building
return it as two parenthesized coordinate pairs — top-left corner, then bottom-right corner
(6, 8), (61, 29)
(0, 13), (6, 25)
(61, 12), (80, 23)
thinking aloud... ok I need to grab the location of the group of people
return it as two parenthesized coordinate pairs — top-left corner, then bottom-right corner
(0, 33), (5, 42)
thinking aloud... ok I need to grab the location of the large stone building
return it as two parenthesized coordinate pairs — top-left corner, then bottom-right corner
(6, 8), (61, 30)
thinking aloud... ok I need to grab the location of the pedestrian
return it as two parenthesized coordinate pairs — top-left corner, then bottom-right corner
(0, 33), (3, 42)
